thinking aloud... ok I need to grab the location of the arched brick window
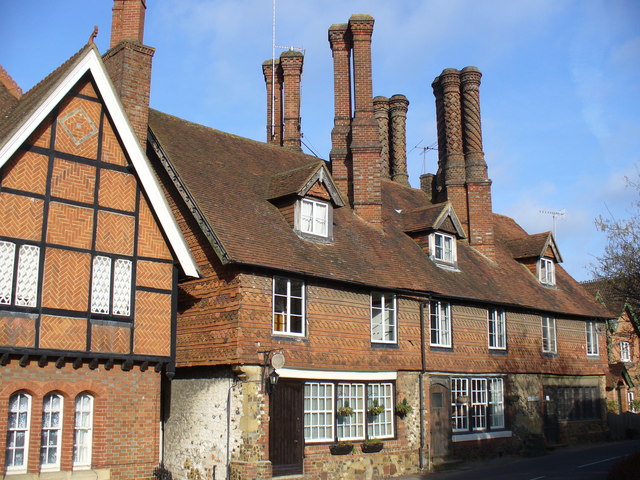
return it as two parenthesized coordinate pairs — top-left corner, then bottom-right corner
(6, 392), (32, 474)
(73, 393), (94, 469)
(40, 393), (63, 471)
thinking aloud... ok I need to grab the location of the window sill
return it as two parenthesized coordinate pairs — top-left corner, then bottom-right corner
(430, 344), (453, 351)
(371, 342), (399, 349)
(452, 430), (512, 442)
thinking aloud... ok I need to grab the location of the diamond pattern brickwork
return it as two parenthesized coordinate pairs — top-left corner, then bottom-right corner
(0, 314), (35, 347)
(39, 315), (86, 351)
(101, 118), (127, 166)
(46, 202), (93, 250)
(1, 150), (49, 195)
(55, 97), (100, 159)
(0, 192), (44, 241)
(98, 169), (137, 212)
(134, 290), (170, 356)
(137, 197), (171, 260)
(95, 210), (134, 256)
(42, 248), (90, 311)
(50, 158), (96, 204)
(136, 260), (172, 290)
(90, 322), (130, 354)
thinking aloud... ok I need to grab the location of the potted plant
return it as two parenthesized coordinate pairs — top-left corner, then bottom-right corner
(395, 398), (413, 418)
(337, 401), (355, 417)
(329, 441), (354, 455)
(367, 400), (385, 417)
(361, 438), (384, 453)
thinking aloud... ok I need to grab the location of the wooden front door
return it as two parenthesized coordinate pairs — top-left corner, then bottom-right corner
(430, 382), (451, 459)
(270, 380), (304, 476)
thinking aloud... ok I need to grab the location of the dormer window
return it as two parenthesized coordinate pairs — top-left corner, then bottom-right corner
(430, 232), (456, 264)
(300, 198), (328, 238)
(539, 257), (555, 286)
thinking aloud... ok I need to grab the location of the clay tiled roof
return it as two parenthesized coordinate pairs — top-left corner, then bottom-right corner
(149, 109), (611, 320)
(402, 202), (465, 238)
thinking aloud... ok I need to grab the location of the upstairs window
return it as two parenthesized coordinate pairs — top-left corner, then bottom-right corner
(90, 256), (132, 317)
(488, 309), (506, 350)
(371, 293), (397, 344)
(273, 277), (305, 336)
(430, 300), (452, 347)
(541, 316), (557, 354)
(300, 198), (329, 238)
(620, 341), (631, 362)
(6, 392), (32, 474)
(585, 321), (599, 357)
(539, 257), (555, 286)
(40, 393), (63, 471)
(0, 240), (40, 308)
(430, 232), (456, 264)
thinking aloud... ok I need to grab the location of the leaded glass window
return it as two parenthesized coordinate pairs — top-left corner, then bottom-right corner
(15, 244), (40, 307)
(91, 256), (132, 317)
(0, 241), (16, 304)
(112, 259), (132, 316)
(91, 256), (112, 314)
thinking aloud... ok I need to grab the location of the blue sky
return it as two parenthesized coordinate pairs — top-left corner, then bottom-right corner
(2, 0), (639, 281)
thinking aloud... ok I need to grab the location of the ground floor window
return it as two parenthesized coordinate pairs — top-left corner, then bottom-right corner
(303, 381), (394, 443)
(6, 392), (31, 474)
(451, 377), (504, 433)
(551, 385), (601, 421)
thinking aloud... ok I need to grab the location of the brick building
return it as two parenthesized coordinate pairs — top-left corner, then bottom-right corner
(2, 2), (613, 480)
(0, 2), (198, 478)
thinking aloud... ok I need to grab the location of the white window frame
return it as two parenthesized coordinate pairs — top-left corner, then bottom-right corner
(90, 255), (132, 317)
(586, 321), (599, 357)
(620, 341), (631, 362)
(451, 377), (505, 434)
(0, 240), (40, 308)
(489, 378), (505, 429)
(303, 382), (334, 442)
(299, 198), (329, 238)
(451, 378), (469, 432)
(272, 277), (305, 336)
(541, 316), (557, 354)
(6, 392), (32, 474)
(40, 393), (63, 472)
(628, 391), (636, 413)
(336, 383), (365, 441)
(370, 292), (397, 344)
(538, 257), (555, 286)
(429, 232), (456, 264)
(367, 383), (394, 439)
(487, 309), (506, 350)
(430, 300), (452, 347)
(73, 394), (94, 470)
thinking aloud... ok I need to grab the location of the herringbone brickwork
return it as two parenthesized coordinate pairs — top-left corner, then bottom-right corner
(101, 119), (127, 166)
(46, 202), (93, 249)
(50, 158), (96, 204)
(0, 314), (35, 347)
(1, 150), (48, 195)
(0, 192), (44, 241)
(39, 315), (86, 351)
(55, 96), (100, 159)
(134, 290), (170, 356)
(74, 79), (98, 98)
(98, 168), (137, 212)
(26, 115), (52, 148)
(95, 210), (135, 255)
(137, 197), (171, 259)
(91, 322), (130, 354)
(42, 248), (90, 311)
(136, 260), (172, 290)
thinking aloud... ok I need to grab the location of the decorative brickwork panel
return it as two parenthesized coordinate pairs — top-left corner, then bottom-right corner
(95, 210), (135, 256)
(39, 315), (86, 351)
(26, 115), (53, 148)
(46, 202), (93, 250)
(0, 314), (35, 347)
(73, 79), (98, 99)
(91, 322), (130, 354)
(1, 150), (48, 195)
(101, 118), (127, 166)
(0, 192), (44, 241)
(42, 248), (90, 311)
(137, 197), (171, 260)
(134, 290), (170, 356)
(50, 158), (96, 204)
(98, 168), (137, 212)
(55, 96), (101, 159)
(136, 260), (172, 290)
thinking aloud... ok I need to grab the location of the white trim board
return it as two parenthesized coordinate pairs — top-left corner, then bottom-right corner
(277, 368), (397, 381)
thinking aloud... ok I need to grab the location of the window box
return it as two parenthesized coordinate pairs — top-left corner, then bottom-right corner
(361, 439), (384, 453)
(329, 442), (354, 455)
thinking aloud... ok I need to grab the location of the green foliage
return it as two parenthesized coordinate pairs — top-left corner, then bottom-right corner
(337, 401), (355, 417)
(367, 399), (385, 416)
(395, 398), (413, 417)
(607, 400), (620, 413)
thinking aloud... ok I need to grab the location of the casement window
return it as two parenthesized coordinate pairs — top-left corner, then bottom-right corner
(73, 394), (94, 469)
(300, 198), (329, 238)
(488, 309), (506, 350)
(628, 391), (636, 413)
(620, 341), (631, 362)
(90, 255), (132, 317)
(272, 277), (305, 336)
(538, 257), (555, 286)
(551, 385), (601, 421)
(430, 300), (452, 347)
(541, 316), (557, 354)
(429, 232), (456, 264)
(451, 377), (505, 433)
(6, 392), (32, 474)
(304, 381), (394, 443)
(585, 321), (599, 357)
(40, 393), (63, 471)
(371, 292), (397, 343)
(0, 240), (40, 308)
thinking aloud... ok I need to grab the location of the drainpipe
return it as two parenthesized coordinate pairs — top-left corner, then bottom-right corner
(419, 298), (430, 471)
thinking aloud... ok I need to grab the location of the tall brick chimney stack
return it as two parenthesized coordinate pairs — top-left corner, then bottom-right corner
(262, 59), (283, 145)
(373, 96), (390, 178)
(104, 0), (154, 147)
(348, 14), (382, 226)
(389, 94), (410, 186)
(280, 50), (304, 151)
(328, 24), (353, 201)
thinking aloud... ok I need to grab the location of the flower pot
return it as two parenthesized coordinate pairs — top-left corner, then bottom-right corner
(329, 443), (353, 455)
(361, 442), (384, 453)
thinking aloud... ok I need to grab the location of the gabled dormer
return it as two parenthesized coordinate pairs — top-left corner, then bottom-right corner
(266, 161), (345, 242)
(402, 202), (466, 269)
(505, 232), (562, 287)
